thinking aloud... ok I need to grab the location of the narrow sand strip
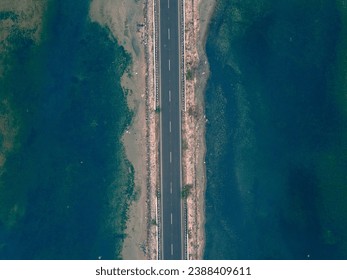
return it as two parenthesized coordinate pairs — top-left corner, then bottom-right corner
(89, 0), (156, 259)
(182, 0), (216, 260)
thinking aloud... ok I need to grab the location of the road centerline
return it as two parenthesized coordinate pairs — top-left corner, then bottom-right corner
(159, 0), (183, 260)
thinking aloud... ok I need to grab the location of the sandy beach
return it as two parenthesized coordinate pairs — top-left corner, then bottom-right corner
(90, 0), (161, 260)
(182, 0), (216, 259)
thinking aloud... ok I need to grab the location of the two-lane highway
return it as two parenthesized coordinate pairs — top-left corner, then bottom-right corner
(159, 0), (183, 259)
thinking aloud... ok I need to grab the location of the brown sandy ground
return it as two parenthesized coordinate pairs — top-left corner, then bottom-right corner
(89, 0), (159, 259)
(182, 0), (216, 260)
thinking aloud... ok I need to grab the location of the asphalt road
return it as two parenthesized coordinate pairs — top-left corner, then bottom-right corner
(159, 0), (183, 260)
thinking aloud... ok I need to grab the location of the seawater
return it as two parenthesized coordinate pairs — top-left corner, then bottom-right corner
(204, 0), (347, 259)
(0, 0), (133, 259)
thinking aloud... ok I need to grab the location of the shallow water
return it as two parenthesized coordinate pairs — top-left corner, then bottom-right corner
(0, 0), (133, 259)
(204, 0), (347, 259)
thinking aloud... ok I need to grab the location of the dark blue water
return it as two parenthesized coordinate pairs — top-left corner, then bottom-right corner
(0, 1), (133, 259)
(204, 0), (347, 259)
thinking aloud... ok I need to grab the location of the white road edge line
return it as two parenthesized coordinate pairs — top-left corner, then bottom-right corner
(157, 0), (163, 259)
(178, 0), (185, 259)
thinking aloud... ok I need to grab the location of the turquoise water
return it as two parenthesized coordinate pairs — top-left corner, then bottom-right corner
(204, 0), (347, 259)
(0, 1), (133, 259)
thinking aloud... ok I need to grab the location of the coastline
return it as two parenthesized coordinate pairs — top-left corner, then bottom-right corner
(183, 0), (216, 259)
(89, 0), (153, 259)
(1, 0), (346, 261)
